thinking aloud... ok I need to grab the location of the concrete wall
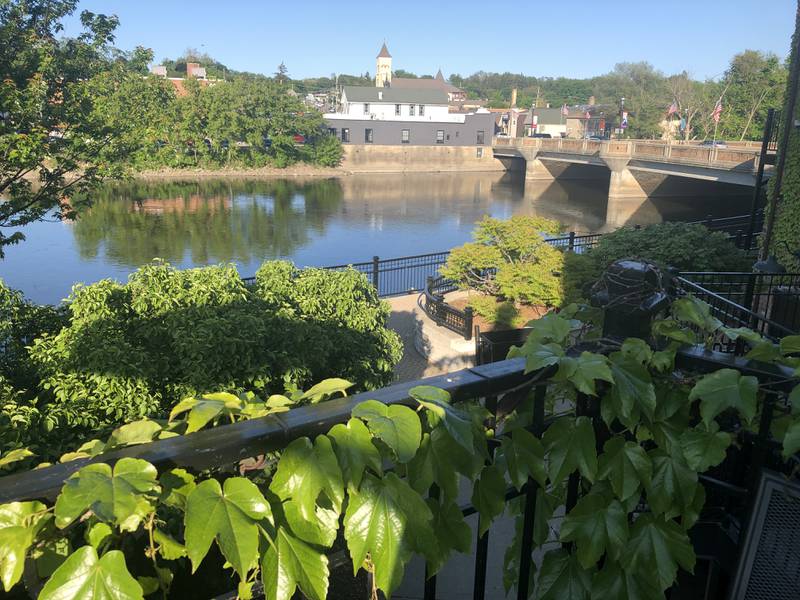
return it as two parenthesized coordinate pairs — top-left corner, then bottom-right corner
(325, 112), (495, 147)
(340, 144), (506, 173)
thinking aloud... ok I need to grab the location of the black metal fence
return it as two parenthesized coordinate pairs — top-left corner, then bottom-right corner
(679, 272), (800, 342)
(422, 275), (474, 339)
(0, 344), (796, 600)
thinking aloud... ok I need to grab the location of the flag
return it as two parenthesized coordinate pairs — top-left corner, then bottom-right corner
(584, 111), (591, 120)
(711, 100), (722, 123)
(621, 111), (628, 129)
(561, 104), (569, 116)
(667, 101), (678, 116)
(679, 117), (686, 132)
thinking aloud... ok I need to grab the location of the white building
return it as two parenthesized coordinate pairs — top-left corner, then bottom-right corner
(337, 86), (454, 122)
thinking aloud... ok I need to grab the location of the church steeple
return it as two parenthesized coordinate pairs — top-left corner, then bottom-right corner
(375, 41), (392, 87)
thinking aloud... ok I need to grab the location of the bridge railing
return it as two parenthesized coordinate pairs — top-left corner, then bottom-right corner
(494, 137), (763, 170)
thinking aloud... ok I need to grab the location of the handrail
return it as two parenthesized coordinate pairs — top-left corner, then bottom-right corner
(422, 275), (473, 339)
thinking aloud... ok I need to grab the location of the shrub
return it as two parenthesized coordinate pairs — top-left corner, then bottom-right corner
(589, 222), (750, 273)
(308, 133), (344, 167)
(441, 216), (565, 307)
(9, 261), (401, 456)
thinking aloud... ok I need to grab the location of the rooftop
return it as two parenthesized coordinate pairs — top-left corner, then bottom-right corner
(377, 42), (391, 58)
(342, 85), (448, 105)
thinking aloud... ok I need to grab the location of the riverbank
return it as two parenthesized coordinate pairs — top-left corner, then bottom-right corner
(133, 164), (348, 180)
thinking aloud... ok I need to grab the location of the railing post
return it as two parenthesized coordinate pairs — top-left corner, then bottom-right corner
(372, 255), (380, 291)
(568, 231), (576, 252)
(464, 307), (474, 341)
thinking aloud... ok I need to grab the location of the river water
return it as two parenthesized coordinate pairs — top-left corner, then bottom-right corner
(1, 172), (753, 305)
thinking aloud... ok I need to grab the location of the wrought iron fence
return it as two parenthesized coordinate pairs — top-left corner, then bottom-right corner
(0, 344), (796, 600)
(679, 272), (800, 341)
(422, 275), (474, 340)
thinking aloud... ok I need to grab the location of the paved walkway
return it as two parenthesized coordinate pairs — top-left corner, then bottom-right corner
(386, 293), (447, 382)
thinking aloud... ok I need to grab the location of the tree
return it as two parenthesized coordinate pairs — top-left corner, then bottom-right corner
(275, 61), (288, 84)
(720, 50), (786, 140)
(0, 0), (147, 257)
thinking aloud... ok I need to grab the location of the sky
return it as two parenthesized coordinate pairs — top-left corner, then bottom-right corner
(62, 0), (797, 81)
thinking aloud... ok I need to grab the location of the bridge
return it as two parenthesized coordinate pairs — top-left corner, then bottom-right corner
(493, 137), (772, 198)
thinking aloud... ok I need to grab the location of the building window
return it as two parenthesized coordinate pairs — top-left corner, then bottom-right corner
(365, 128), (373, 143)
(476, 147), (484, 158)
(341, 128), (350, 143)
(409, 104), (415, 116)
(363, 103), (370, 115)
(436, 130), (444, 144)
(395, 104), (401, 116)
(419, 104), (425, 116)
(401, 129), (410, 144)
(477, 130), (485, 145)
(328, 128), (337, 137)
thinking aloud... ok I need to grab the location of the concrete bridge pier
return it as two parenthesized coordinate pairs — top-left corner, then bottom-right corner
(525, 157), (557, 180)
(603, 157), (647, 198)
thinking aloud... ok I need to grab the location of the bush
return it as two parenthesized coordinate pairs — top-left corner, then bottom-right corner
(562, 222), (752, 303)
(441, 216), (565, 307)
(4, 261), (401, 456)
(307, 133), (343, 167)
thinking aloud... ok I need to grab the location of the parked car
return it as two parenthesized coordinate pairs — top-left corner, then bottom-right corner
(701, 140), (728, 149)
(531, 133), (552, 138)
(293, 134), (306, 144)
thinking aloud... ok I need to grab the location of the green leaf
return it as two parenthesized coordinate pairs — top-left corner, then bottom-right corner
(169, 392), (244, 433)
(343, 474), (411, 596)
(782, 417), (800, 459)
(679, 423), (732, 472)
(533, 488), (557, 545)
(672, 296), (722, 332)
(55, 458), (160, 532)
(424, 498), (472, 575)
(184, 477), (271, 578)
(39, 546), (143, 600)
(159, 468), (196, 511)
(536, 549), (591, 600)
(270, 436), (343, 522)
(262, 527), (329, 600)
(621, 514), (696, 591)
(0, 448), (34, 470)
(298, 378), (353, 403)
(352, 400), (421, 463)
(282, 500), (338, 548)
(499, 427), (546, 490)
(528, 312), (574, 344)
(689, 368), (758, 426)
(59, 440), (106, 463)
(410, 386), (474, 451)
(722, 326), (763, 345)
(106, 419), (162, 449)
(745, 341), (783, 362)
(407, 428), (482, 501)
(153, 529), (187, 560)
(590, 560), (663, 600)
(327, 418), (381, 488)
(471, 464), (507, 536)
(556, 352), (614, 396)
(597, 437), (652, 502)
(543, 416), (597, 485)
(137, 576), (159, 596)
(650, 348), (676, 373)
(521, 342), (564, 374)
(85, 522), (113, 550)
(790, 385), (800, 415)
(780, 335), (800, 355)
(680, 483), (706, 530)
(560, 494), (628, 569)
(646, 449), (698, 514)
(652, 319), (697, 345)
(620, 338), (653, 365)
(0, 501), (50, 591)
(602, 353), (656, 425)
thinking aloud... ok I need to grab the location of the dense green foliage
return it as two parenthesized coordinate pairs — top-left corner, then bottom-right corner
(559, 222), (752, 302)
(767, 7), (800, 271)
(0, 262), (401, 458)
(442, 216), (565, 308)
(0, 297), (798, 600)
(0, 2), (341, 258)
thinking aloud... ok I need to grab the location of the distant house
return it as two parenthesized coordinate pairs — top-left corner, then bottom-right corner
(324, 85), (494, 147)
(149, 61), (214, 97)
(528, 108), (567, 138)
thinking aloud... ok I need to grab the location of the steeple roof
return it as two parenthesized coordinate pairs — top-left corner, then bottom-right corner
(377, 42), (391, 59)
(435, 69), (444, 81)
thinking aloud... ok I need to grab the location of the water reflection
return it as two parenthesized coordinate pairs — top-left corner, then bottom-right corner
(1, 172), (752, 305)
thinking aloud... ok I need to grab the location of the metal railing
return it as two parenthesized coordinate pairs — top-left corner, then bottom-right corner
(0, 343), (796, 599)
(422, 275), (474, 340)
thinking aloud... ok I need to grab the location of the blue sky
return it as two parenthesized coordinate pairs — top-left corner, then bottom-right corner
(63, 0), (796, 80)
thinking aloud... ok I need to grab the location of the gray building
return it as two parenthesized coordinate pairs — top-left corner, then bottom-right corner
(324, 85), (494, 147)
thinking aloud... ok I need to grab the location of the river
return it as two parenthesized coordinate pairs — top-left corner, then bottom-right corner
(1, 172), (753, 305)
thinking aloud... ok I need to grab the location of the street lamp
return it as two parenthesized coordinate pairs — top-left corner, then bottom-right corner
(620, 97), (625, 137)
